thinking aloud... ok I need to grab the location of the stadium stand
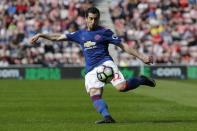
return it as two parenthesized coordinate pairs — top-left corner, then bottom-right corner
(0, 0), (93, 67)
(109, 0), (197, 66)
(0, 0), (196, 67)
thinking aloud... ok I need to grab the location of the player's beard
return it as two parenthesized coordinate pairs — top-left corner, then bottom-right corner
(88, 23), (97, 31)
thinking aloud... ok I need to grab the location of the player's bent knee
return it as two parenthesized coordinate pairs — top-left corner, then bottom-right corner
(115, 82), (127, 92)
(89, 88), (103, 96)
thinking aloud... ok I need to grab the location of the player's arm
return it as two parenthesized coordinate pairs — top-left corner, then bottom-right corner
(104, 29), (153, 64)
(118, 43), (153, 64)
(29, 33), (67, 44)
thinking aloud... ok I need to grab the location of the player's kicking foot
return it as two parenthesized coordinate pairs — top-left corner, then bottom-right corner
(95, 116), (116, 124)
(140, 75), (156, 87)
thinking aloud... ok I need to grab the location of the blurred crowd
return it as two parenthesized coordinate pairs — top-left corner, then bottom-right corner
(0, 0), (93, 67)
(109, 0), (197, 66)
(0, 0), (196, 67)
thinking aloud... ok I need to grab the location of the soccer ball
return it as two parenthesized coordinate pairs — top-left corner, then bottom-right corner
(96, 65), (114, 83)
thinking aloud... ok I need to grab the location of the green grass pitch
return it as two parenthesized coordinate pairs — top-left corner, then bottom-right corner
(0, 79), (197, 131)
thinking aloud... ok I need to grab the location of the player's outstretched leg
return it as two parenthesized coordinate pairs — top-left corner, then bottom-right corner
(91, 94), (116, 124)
(139, 75), (156, 87)
(116, 75), (156, 92)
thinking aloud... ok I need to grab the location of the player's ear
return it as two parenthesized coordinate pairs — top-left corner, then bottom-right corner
(85, 16), (89, 21)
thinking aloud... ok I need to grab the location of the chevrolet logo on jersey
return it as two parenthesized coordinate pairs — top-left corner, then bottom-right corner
(84, 41), (96, 48)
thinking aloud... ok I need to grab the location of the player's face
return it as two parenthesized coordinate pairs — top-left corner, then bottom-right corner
(86, 13), (99, 30)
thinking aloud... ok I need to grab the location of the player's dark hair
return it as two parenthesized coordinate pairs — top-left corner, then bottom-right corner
(85, 7), (100, 18)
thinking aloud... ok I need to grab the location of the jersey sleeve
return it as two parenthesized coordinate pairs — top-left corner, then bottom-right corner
(66, 30), (81, 43)
(104, 29), (121, 45)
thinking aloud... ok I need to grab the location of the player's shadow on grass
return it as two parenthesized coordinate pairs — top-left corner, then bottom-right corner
(121, 119), (197, 124)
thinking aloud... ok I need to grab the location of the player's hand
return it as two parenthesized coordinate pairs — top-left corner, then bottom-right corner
(142, 55), (153, 65)
(29, 34), (40, 44)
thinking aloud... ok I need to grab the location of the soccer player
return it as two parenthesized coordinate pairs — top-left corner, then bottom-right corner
(30, 7), (156, 124)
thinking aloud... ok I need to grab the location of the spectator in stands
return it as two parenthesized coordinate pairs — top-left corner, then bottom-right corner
(0, 0), (92, 67)
(109, 0), (197, 66)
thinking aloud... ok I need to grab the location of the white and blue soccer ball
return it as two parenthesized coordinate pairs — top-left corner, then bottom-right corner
(96, 65), (114, 83)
